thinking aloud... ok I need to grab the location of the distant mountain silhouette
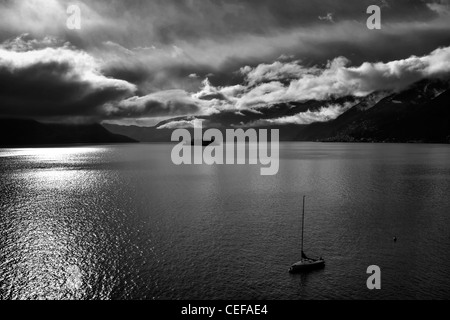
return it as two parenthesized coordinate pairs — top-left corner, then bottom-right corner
(0, 119), (137, 147)
(295, 80), (450, 143)
(105, 79), (450, 144)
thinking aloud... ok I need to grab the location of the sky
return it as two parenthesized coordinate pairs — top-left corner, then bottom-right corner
(0, 0), (450, 126)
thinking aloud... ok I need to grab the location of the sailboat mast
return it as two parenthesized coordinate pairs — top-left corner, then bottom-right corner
(301, 195), (305, 255)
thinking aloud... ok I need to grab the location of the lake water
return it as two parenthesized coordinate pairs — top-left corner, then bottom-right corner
(1, 143), (450, 300)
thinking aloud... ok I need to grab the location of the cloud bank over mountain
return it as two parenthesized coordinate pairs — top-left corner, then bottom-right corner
(0, 0), (449, 124)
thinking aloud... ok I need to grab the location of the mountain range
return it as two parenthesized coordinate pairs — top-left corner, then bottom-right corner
(0, 119), (136, 147)
(104, 79), (450, 144)
(0, 79), (448, 146)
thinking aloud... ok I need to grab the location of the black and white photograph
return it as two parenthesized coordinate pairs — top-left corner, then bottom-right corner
(1, 0), (450, 307)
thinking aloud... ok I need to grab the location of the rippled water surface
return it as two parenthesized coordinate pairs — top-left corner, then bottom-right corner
(1, 143), (450, 300)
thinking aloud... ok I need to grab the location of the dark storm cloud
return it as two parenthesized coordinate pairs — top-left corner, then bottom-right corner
(0, 36), (209, 121)
(61, 0), (439, 44)
(1, 1), (448, 57)
(0, 45), (136, 121)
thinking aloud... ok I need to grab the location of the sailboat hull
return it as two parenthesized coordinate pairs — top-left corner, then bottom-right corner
(289, 259), (325, 273)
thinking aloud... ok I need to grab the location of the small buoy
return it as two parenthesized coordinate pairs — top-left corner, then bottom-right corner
(393, 236), (397, 242)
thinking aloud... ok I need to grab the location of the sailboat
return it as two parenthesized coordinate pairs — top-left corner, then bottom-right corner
(289, 196), (325, 273)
